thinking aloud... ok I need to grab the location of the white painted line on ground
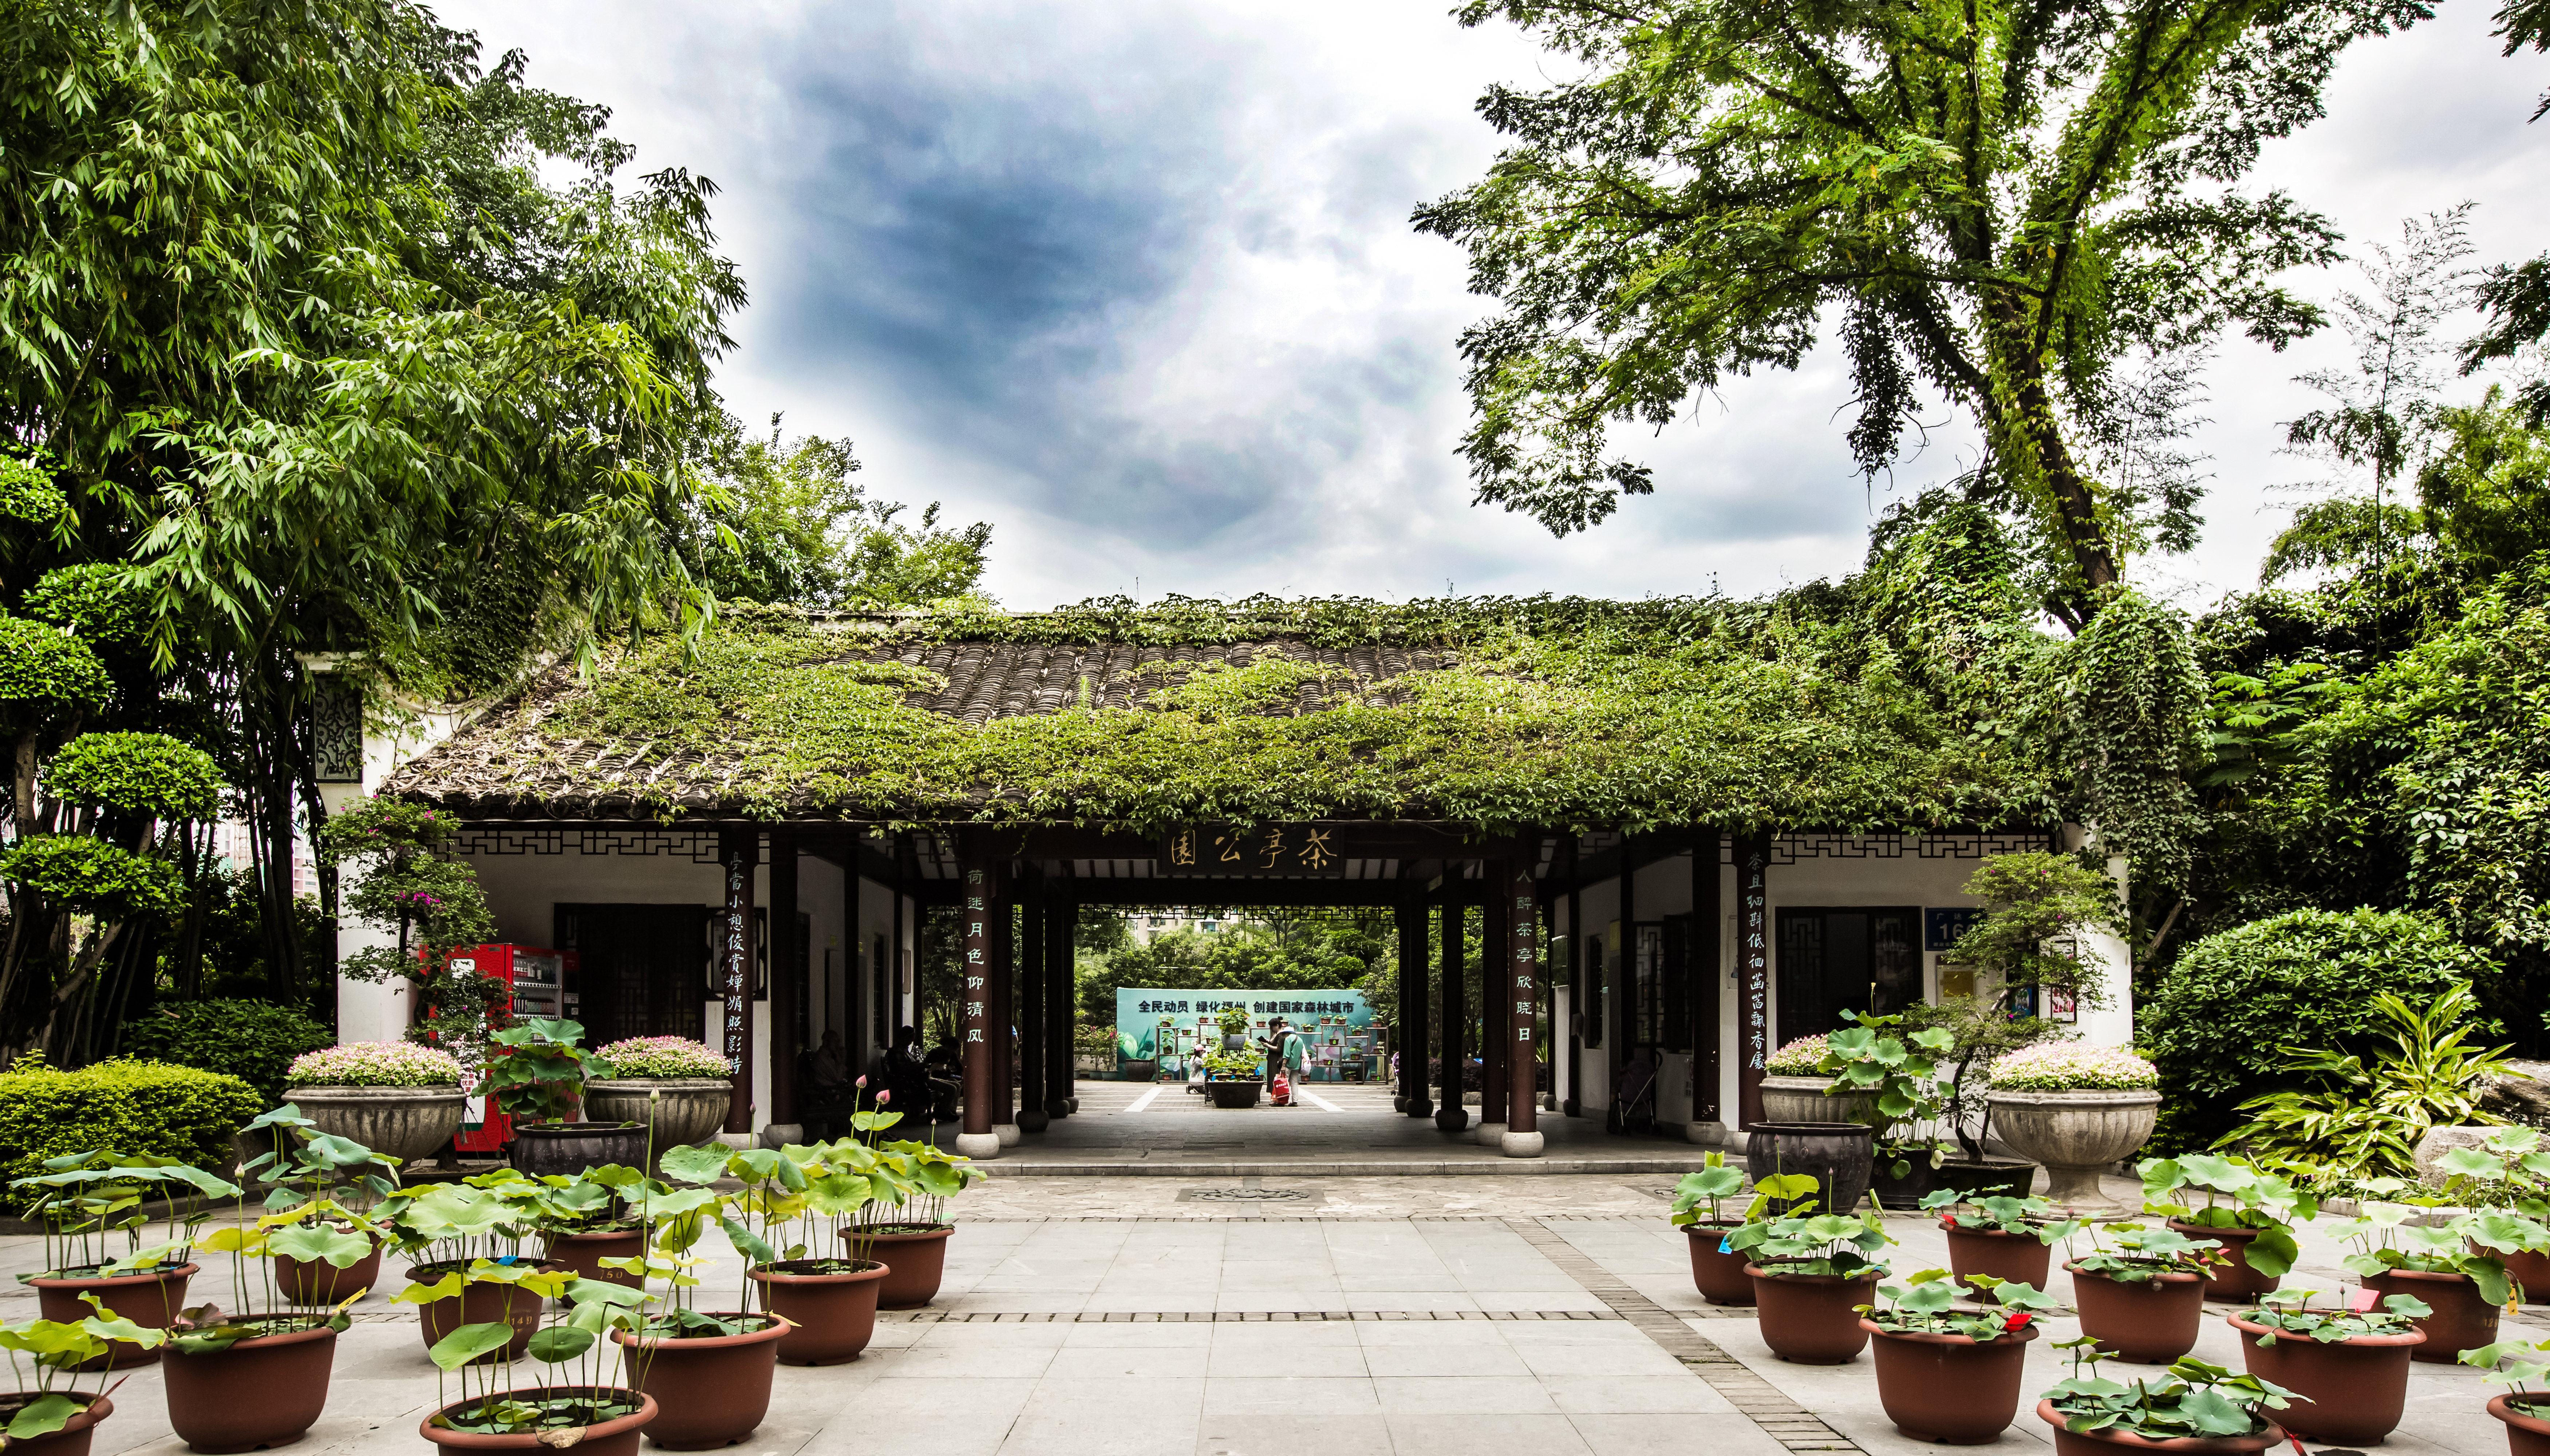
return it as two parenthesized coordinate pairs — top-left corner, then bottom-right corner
(1299, 1089), (1342, 1111)
(1125, 1084), (1166, 1112)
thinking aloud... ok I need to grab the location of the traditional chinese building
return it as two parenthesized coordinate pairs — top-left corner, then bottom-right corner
(363, 597), (2131, 1157)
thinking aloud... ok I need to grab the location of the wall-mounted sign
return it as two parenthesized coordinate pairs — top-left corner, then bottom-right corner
(1924, 907), (1984, 953)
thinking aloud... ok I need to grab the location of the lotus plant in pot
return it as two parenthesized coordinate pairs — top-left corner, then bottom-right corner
(1813, 1012), (1958, 1209)
(237, 1104), (403, 1306)
(161, 1192), (369, 1453)
(10, 1154), (234, 1371)
(1726, 1209), (1892, 1364)
(1920, 1189), (2080, 1293)
(2065, 1223), (2226, 1364)
(415, 1273), (655, 1456)
(382, 1175), (561, 1362)
(1668, 1158), (1800, 1307)
(2037, 1346), (2301, 1456)
(2138, 1154), (2313, 1303)
(528, 1166), (650, 1298)
(2436, 1127), (2550, 1303)
(2336, 1198), (2515, 1363)
(0, 1302), (166, 1456)
(1856, 1270), (2058, 1443)
(486, 1019), (647, 1176)
(2228, 1287), (2427, 1446)
(2460, 1333), (2550, 1456)
(604, 1176), (789, 1449)
(674, 1136), (914, 1367)
(836, 1095), (986, 1310)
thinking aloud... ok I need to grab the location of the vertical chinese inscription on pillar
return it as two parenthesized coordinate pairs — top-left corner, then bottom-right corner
(722, 855), (749, 1075)
(1511, 870), (1536, 1045)
(963, 870), (989, 1050)
(1741, 840), (1769, 1072)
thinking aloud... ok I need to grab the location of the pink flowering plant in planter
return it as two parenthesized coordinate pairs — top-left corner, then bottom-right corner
(592, 1038), (727, 1079)
(287, 1042), (467, 1087)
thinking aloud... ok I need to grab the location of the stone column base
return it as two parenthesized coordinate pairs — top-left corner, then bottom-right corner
(714, 1131), (754, 1150)
(1404, 1096), (1433, 1118)
(1434, 1105), (1470, 1132)
(1473, 1121), (1507, 1147)
(1017, 1110), (1050, 1133)
(757, 1123), (805, 1149)
(995, 1122), (1021, 1147)
(953, 1132), (1002, 1159)
(1500, 1131), (1545, 1158)
(1685, 1119), (1729, 1146)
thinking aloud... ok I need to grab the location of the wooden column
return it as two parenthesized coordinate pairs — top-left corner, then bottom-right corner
(990, 874), (1017, 1140)
(1396, 897), (1431, 1117)
(718, 831), (758, 1136)
(1046, 898), (1075, 1116)
(1018, 873), (1048, 1133)
(1608, 834), (1636, 1133)
(1735, 830), (1772, 1130)
(1433, 890), (1466, 1131)
(844, 850), (867, 1078)
(1480, 865), (1510, 1130)
(1504, 859), (1541, 1154)
(1693, 828), (1724, 1127)
(955, 846), (1001, 1158)
(768, 830), (800, 1131)
(1564, 839), (1583, 1119)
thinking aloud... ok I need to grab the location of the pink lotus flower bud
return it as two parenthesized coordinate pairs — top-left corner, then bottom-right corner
(855, 1075), (867, 1087)
(876, 1091), (891, 1104)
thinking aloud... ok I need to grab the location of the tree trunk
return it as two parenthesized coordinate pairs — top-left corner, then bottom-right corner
(1984, 291), (2120, 627)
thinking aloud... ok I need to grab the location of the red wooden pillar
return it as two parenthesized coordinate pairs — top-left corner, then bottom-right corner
(718, 830), (757, 1137)
(1735, 831), (1772, 1130)
(1503, 860), (1542, 1155)
(1018, 872), (1048, 1134)
(990, 872), (1017, 1143)
(1480, 863), (1510, 1133)
(956, 845), (1003, 1159)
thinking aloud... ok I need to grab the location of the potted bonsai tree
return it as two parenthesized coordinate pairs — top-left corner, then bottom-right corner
(11, 1153), (236, 1370)
(1900, 994), (2062, 1198)
(2140, 1154), (2313, 1303)
(0, 1302), (169, 1456)
(1920, 1189), (2080, 1292)
(1984, 1043), (2162, 1212)
(415, 1274), (655, 1456)
(585, 1038), (733, 1154)
(2038, 1346), (2301, 1455)
(1857, 1269), (2058, 1443)
(279, 1042), (469, 1168)
(1670, 1162), (1815, 1306)
(2228, 1287), (2428, 1446)
(1727, 1210), (1892, 1363)
(2459, 1333), (2550, 1456)
(2337, 1198), (2515, 1364)
(485, 1019), (644, 1175)
(2066, 1223), (2227, 1364)
(603, 1172), (788, 1451)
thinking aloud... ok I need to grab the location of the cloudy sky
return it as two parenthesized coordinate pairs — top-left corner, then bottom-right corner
(439, 0), (2550, 613)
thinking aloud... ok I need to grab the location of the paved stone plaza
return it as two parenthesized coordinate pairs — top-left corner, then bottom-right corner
(4, 1086), (2528, 1456)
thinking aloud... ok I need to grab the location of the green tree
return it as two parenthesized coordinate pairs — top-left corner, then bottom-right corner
(1417, 0), (2425, 626)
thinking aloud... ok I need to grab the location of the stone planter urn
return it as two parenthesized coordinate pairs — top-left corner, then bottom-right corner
(1985, 1089), (2158, 1211)
(279, 1085), (466, 1165)
(1759, 1075), (1879, 1125)
(583, 1077), (733, 1151)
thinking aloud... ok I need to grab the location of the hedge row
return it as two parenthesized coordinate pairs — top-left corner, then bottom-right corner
(0, 1059), (262, 1202)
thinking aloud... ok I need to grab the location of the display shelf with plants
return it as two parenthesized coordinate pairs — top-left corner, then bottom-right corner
(1856, 1270), (2058, 1444)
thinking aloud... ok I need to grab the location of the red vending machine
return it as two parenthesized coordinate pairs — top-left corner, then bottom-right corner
(445, 944), (567, 1154)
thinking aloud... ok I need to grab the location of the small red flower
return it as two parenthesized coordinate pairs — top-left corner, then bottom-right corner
(2002, 1312), (2030, 1331)
(1941, 1215), (1958, 1229)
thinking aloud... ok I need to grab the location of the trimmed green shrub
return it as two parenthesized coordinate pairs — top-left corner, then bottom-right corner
(119, 999), (333, 1103)
(2142, 908), (2498, 1151)
(22, 562), (153, 649)
(47, 731), (224, 822)
(0, 1058), (262, 1202)
(0, 834), (181, 918)
(0, 616), (108, 730)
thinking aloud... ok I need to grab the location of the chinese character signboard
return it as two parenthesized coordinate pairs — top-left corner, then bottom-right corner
(1159, 825), (1347, 875)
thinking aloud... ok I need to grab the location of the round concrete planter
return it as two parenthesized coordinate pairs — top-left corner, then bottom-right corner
(1206, 1081), (1262, 1109)
(1759, 1075), (1879, 1125)
(1985, 1089), (2158, 1210)
(277, 1084), (466, 1164)
(581, 1077), (732, 1152)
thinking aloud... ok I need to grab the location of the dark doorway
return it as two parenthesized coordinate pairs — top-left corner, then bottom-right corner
(556, 904), (711, 1045)
(1775, 907), (1921, 1046)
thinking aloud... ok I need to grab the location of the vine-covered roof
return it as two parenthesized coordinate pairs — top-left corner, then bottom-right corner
(382, 589), (2068, 834)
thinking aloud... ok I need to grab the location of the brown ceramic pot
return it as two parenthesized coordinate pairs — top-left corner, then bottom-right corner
(2068, 1264), (2206, 1364)
(418, 1388), (657, 1456)
(2167, 1221), (2276, 1303)
(1942, 1222), (2052, 1293)
(746, 1260), (888, 1366)
(161, 1319), (338, 1454)
(0, 1393), (111, 1456)
(845, 1225), (953, 1309)
(2496, 1246), (2550, 1305)
(2363, 1267), (2499, 1364)
(546, 1229), (647, 1295)
(407, 1261), (569, 1364)
(2035, 1399), (2283, 1456)
(1865, 1320), (2038, 1444)
(29, 1264), (193, 1370)
(2490, 1392), (2550, 1456)
(614, 1313), (787, 1449)
(2227, 1310), (2421, 1445)
(1744, 1266), (1882, 1364)
(1683, 1226), (1756, 1307)
(273, 1236), (382, 1306)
